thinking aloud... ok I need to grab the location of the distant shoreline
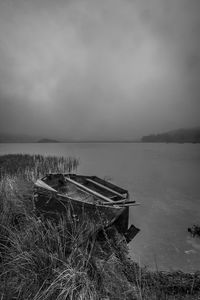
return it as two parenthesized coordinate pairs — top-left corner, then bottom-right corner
(1, 126), (200, 143)
(0, 140), (200, 144)
(141, 127), (200, 143)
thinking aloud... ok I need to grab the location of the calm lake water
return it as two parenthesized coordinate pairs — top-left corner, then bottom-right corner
(0, 142), (200, 272)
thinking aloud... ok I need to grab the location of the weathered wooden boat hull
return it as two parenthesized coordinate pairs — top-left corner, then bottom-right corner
(33, 174), (139, 241)
(34, 189), (126, 230)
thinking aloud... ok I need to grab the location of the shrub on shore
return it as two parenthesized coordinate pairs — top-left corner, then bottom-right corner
(0, 154), (200, 299)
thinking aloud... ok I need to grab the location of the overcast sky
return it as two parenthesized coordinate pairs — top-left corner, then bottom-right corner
(0, 0), (199, 140)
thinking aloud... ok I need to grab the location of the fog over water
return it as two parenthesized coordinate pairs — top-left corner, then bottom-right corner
(0, 0), (200, 140)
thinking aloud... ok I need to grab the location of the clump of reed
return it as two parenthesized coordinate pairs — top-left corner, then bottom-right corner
(1, 216), (138, 299)
(0, 154), (79, 256)
(122, 261), (200, 299)
(0, 154), (79, 181)
(1, 216), (97, 299)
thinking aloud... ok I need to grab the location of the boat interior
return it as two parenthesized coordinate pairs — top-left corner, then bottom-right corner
(41, 173), (129, 205)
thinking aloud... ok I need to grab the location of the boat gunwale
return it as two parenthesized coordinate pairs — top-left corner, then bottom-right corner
(34, 181), (126, 210)
(42, 173), (129, 195)
(56, 192), (125, 209)
(38, 174), (129, 204)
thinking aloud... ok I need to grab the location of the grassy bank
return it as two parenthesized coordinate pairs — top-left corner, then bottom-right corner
(0, 154), (200, 299)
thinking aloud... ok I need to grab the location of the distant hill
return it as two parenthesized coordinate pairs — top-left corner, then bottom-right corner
(141, 127), (200, 143)
(37, 138), (60, 143)
(0, 133), (38, 143)
(0, 134), (60, 143)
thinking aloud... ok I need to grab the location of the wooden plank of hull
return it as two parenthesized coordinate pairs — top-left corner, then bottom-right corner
(102, 200), (135, 206)
(35, 179), (57, 192)
(34, 191), (125, 229)
(118, 203), (140, 207)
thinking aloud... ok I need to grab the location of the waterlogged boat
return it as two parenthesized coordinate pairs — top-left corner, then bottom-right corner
(33, 174), (140, 242)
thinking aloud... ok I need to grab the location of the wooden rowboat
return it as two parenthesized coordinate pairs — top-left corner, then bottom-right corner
(33, 174), (140, 242)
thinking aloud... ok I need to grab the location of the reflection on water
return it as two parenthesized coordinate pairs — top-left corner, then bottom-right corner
(0, 142), (200, 272)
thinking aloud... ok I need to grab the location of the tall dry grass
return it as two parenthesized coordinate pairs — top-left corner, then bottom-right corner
(0, 154), (79, 180)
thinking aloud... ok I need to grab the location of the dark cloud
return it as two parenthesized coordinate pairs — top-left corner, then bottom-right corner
(0, 0), (199, 139)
